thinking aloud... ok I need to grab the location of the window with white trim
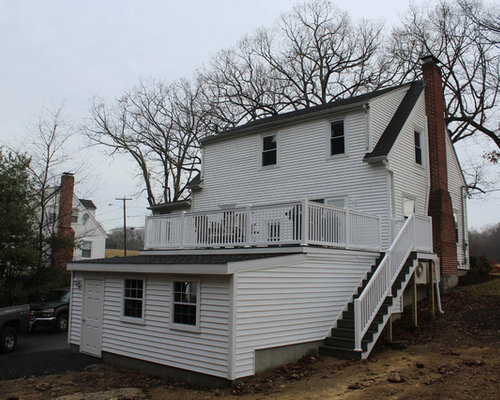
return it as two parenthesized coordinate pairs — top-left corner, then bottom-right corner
(403, 197), (415, 218)
(71, 208), (79, 223)
(330, 120), (345, 156)
(262, 134), (277, 166)
(414, 131), (423, 165)
(173, 281), (199, 327)
(325, 197), (346, 208)
(81, 241), (92, 258)
(123, 279), (144, 319)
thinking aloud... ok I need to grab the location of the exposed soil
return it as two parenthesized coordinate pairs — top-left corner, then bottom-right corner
(1, 279), (499, 400)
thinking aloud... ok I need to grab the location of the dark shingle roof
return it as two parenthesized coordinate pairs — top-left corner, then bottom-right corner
(202, 82), (413, 145)
(73, 253), (294, 264)
(148, 199), (191, 214)
(79, 199), (96, 209)
(364, 80), (425, 161)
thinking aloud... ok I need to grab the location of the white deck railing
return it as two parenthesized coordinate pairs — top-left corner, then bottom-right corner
(353, 214), (433, 351)
(144, 200), (381, 251)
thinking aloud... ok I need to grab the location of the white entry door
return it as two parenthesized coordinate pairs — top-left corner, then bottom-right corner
(80, 279), (103, 357)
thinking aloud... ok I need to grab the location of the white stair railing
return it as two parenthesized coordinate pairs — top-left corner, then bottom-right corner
(353, 214), (432, 352)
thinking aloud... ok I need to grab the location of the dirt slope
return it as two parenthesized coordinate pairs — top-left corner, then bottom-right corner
(1, 279), (498, 400)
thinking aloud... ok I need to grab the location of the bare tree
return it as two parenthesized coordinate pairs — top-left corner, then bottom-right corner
(24, 107), (74, 269)
(387, 0), (500, 150)
(85, 79), (207, 207)
(199, 0), (386, 126)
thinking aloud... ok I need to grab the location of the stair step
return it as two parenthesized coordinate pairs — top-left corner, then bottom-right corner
(319, 345), (363, 360)
(325, 336), (369, 351)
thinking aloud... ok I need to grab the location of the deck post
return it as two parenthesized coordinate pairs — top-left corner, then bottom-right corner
(386, 314), (393, 342)
(301, 199), (309, 246)
(180, 211), (186, 249)
(354, 299), (362, 352)
(412, 272), (418, 327)
(245, 206), (252, 246)
(429, 261), (435, 318)
(345, 209), (351, 248)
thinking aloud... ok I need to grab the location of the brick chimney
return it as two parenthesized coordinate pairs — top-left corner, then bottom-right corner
(421, 55), (458, 284)
(52, 173), (75, 269)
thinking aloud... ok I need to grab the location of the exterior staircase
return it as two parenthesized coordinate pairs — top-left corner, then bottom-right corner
(320, 250), (419, 360)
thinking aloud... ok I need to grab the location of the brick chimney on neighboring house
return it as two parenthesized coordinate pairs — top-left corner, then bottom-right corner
(52, 173), (75, 269)
(421, 55), (458, 289)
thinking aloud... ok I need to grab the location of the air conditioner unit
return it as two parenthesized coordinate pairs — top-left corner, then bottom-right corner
(415, 262), (429, 284)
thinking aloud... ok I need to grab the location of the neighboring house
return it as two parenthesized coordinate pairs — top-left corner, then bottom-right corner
(68, 56), (469, 385)
(48, 174), (107, 268)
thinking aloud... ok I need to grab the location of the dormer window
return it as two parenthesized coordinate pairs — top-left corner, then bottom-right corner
(414, 131), (422, 165)
(262, 134), (277, 167)
(330, 120), (345, 156)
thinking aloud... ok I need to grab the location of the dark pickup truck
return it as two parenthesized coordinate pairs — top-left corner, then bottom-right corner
(0, 304), (30, 353)
(29, 288), (70, 332)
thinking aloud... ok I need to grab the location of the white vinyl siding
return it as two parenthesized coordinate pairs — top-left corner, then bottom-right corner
(232, 249), (379, 378)
(385, 93), (430, 224)
(69, 283), (83, 345)
(368, 87), (408, 151)
(446, 135), (469, 269)
(70, 272), (231, 378)
(194, 110), (392, 248)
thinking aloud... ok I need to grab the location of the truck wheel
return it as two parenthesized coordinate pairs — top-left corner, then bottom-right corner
(0, 327), (17, 353)
(56, 314), (68, 332)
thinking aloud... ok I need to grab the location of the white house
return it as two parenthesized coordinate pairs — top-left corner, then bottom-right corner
(68, 56), (468, 386)
(47, 174), (107, 268)
(71, 198), (107, 261)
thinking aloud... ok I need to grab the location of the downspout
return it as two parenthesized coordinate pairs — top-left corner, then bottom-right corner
(460, 185), (468, 267)
(434, 263), (444, 314)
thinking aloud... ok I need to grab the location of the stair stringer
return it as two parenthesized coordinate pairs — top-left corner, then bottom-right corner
(359, 256), (419, 359)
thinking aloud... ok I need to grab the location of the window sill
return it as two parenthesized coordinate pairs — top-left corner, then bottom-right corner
(260, 164), (279, 171)
(169, 322), (200, 334)
(327, 153), (348, 161)
(120, 316), (146, 325)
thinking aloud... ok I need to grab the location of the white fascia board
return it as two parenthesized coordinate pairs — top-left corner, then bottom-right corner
(67, 262), (229, 275)
(141, 246), (305, 256)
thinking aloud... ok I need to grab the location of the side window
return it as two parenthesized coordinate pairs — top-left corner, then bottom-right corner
(71, 208), (79, 223)
(403, 197), (415, 218)
(325, 197), (346, 208)
(262, 134), (277, 167)
(330, 120), (345, 156)
(123, 279), (144, 319)
(172, 281), (200, 328)
(81, 241), (92, 258)
(454, 212), (459, 243)
(414, 131), (423, 165)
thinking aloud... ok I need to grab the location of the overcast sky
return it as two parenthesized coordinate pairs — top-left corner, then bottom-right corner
(1, 0), (498, 231)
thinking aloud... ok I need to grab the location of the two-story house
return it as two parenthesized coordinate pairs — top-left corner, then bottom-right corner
(67, 56), (468, 386)
(49, 173), (107, 268)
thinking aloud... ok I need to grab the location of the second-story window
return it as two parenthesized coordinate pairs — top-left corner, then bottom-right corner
(414, 131), (422, 165)
(330, 120), (345, 156)
(71, 208), (79, 223)
(262, 134), (277, 167)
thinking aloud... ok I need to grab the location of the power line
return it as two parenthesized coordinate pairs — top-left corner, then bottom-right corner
(116, 196), (132, 256)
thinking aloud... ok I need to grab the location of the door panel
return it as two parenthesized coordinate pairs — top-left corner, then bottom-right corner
(80, 279), (103, 357)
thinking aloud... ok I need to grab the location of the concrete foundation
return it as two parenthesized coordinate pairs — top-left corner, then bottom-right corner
(70, 345), (231, 388)
(101, 351), (231, 388)
(441, 275), (459, 293)
(255, 340), (322, 373)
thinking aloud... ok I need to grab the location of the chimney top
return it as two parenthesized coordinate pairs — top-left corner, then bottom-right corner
(62, 172), (74, 176)
(421, 54), (442, 66)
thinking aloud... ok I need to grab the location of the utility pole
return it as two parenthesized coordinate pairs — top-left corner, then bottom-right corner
(116, 196), (132, 256)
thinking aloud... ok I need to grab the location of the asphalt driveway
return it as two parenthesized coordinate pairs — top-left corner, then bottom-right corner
(0, 327), (100, 380)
